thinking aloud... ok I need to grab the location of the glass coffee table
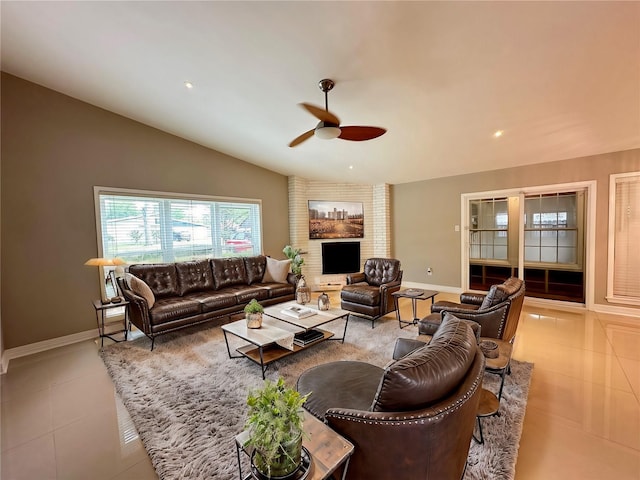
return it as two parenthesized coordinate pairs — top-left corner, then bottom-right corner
(222, 301), (350, 379)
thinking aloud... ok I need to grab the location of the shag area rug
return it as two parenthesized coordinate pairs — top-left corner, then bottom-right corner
(99, 317), (533, 480)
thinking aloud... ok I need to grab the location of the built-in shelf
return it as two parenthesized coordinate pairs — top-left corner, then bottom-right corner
(469, 263), (584, 303)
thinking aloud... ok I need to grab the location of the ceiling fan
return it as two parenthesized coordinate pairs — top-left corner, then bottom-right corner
(288, 79), (387, 147)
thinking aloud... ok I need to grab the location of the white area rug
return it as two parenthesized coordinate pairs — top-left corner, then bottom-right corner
(99, 316), (532, 480)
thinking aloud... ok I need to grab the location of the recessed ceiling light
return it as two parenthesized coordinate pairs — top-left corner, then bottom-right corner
(349, 165), (354, 170)
(184, 81), (194, 89)
(493, 130), (504, 138)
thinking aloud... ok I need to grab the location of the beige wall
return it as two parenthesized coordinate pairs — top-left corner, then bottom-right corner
(392, 148), (640, 310)
(1, 73), (290, 349)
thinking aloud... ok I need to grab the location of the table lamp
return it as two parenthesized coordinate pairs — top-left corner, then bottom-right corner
(85, 257), (126, 304)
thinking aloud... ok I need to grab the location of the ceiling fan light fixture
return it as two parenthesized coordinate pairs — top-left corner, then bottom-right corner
(315, 126), (341, 140)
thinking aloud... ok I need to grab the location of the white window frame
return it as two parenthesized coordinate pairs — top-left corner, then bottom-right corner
(93, 186), (263, 302)
(461, 180), (596, 309)
(607, 172), (640, 305)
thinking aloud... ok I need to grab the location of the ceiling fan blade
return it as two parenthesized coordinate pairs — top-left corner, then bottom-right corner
(288, 129), (315, 147)
(300, 103), (341, 125)
(338, 126), (386, 141)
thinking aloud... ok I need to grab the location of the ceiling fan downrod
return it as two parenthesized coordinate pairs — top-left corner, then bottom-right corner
(318, 78), (334, 112)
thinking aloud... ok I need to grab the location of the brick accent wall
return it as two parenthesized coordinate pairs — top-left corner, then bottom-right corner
(288, 176), (391, 289)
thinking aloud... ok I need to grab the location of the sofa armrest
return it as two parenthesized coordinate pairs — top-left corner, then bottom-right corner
(460, 292), (486, 305)
(120, 288), (152, 335)
(346, 272), (366, 285)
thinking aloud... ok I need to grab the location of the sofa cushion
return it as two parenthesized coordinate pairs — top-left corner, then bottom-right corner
(243, 256), (267, 285)
(148, 297), (202, 325)
(263, 257), (290, 283)
(224, 286), (270, 304)
(125, 273), (155, 308)
(363, 258), (401, 287)
(129, 264), (179, 298)
(211, 257), (248, 289)
(187, 291), (237, 312)
(258, 282), (295, 298)
(175, 260), (215, 295)
(371, 315), (477, 412)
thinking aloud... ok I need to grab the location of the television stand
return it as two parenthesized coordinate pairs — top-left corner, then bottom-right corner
(314, 275), (346, 291)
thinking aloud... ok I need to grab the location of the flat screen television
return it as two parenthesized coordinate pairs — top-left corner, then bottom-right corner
(322, 241), (361, 274)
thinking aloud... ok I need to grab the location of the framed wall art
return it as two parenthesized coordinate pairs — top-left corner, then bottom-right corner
(308, 200), (364, 239)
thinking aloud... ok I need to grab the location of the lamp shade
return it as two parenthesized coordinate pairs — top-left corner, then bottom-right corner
(84, 257), (126, 266)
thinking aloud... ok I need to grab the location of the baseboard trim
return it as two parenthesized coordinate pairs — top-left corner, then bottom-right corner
(592, 303), (640, 319)
(402, 281), (463, 295)
(1, 328), (100, 374)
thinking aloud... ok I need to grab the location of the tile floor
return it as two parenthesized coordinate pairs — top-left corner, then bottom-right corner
(1, 292), (639, 479)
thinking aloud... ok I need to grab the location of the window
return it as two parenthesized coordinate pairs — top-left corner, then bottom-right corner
(608, 173), (640, 303)
(469, 198), (509, 261)
(95, 187), (262, 264)
(524, 192), (583, 266)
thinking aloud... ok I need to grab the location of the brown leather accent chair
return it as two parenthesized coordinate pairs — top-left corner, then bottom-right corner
(418, 277), (525, 342)
(340, 258), (403, 328)
(297, 316), (485, 480)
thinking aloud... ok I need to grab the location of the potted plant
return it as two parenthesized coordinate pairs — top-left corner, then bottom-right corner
(244, 299), (264, 329)
(282, 245), (304, 276)
(245, 378), (310, 479)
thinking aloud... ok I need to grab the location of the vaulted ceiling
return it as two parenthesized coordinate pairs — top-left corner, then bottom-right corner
(2, 1), (639, 184)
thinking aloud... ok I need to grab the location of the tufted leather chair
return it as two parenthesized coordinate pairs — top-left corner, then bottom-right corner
(340, 258), (403, 328)
(297, 316), (485, 480)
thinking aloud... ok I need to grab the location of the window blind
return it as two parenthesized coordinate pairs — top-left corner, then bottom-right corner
(612, 174), (640, 299)
(96, 189), (262, 265)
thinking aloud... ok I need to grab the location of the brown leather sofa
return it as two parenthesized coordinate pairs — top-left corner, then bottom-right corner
(297, 316), (485, 480)
(340, 257), (403, 327)
(118, 256), (295, 349)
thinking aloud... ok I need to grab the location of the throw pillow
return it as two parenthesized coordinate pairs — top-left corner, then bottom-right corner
(262, 257), (291, 283)
(126, 273), (155, 308)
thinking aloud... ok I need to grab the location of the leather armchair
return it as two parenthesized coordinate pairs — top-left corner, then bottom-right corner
(418, 277), (525, 342)
(340, 258), (403, 327)
(297, 316), (485, 480)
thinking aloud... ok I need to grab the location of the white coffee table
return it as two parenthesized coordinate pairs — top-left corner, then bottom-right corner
(222, 301), (350, 379)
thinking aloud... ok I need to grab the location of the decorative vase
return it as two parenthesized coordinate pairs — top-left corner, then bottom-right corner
(246, 312), (263, 329)
(251, 433), (303, 479)
(295, 275), (311, 305)
(318, 292), (330, 311)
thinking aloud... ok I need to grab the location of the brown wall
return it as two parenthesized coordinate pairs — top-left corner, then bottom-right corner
(392, 148), (640, 310)
(1, 73), (290, 349)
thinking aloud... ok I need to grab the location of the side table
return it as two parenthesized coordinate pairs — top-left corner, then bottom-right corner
(92, 299), (129, 347)
(235, 410), (354, 480)
(392, 289), (439, 328)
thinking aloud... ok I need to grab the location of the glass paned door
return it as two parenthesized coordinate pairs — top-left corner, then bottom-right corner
(467, 190), (586, 302)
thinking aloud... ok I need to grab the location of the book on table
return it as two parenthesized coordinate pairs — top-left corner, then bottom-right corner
(281, 305), (316, 319)
(293, 329), (325, 346)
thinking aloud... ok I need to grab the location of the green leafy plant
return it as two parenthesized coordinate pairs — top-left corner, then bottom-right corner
(283, 245), (304, 276)
(245, 378), (310, 478)
(244, 298), (264, 314)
